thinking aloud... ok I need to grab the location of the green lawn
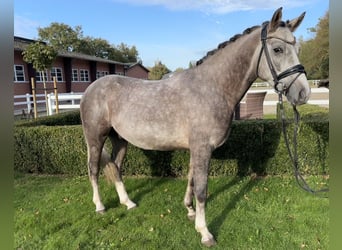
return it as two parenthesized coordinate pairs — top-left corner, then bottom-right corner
(14, 174), (328, 249)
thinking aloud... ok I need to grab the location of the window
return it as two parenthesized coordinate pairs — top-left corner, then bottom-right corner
(35, 70), (48, 82)
(96, 71), (108, 79)
(80, 69), (89, 82)
(50, 67), (63, 82)
(72, 69), (79, 82)
(14, 65), (25, 82)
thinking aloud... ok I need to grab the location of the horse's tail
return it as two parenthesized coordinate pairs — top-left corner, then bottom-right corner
(100, 147), (111, 167)
(100, 148), (120, 185)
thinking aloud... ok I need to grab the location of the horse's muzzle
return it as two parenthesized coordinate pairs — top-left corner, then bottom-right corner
(288, 85), (311, 105)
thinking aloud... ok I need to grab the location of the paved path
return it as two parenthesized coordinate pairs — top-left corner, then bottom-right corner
(255, 87), (329, 114)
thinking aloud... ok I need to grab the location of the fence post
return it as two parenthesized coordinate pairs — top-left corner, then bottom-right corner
(31, 77), (38, 119)
(26, 93), (31, 114)
(53, 77), (59, 114)
(47, 93), (53, 116)
(41, 71), (49, 116)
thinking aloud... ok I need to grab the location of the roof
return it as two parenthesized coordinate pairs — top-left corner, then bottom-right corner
(14, 36), (44, 51)
(125, 61), (150, 72)
(58, 51), (125, 65)
(14, 36), (132, 66)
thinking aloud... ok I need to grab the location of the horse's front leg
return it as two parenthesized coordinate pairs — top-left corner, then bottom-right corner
(190, 145), (216, 247)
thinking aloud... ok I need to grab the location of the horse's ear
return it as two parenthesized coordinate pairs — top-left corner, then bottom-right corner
(287, 12), (306, 32)
(269, 7), (283, 32)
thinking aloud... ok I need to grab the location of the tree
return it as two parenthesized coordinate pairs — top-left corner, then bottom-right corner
(37, 22), (139, 63)
(299, 11), (329, 79)
(77, 37), (111, 58)
(188, 61), (196, 69)
(38, 22), (82, 52)
(22, 41), (58, 116)
(174, 67), (184, 73)
(22, 42), (57, 72)
(108, 43), (139, 63)
(148, 61), (171, 80)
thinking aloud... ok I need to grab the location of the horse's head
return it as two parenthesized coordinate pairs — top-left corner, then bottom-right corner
(256, 7), (310, 105)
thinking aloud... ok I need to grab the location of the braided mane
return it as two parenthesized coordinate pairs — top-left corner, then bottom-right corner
(196, 25), (260, 66)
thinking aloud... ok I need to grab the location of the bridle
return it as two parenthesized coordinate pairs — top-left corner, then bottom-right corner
(257, 22), (329, 196)
(256, 21), (306, 96)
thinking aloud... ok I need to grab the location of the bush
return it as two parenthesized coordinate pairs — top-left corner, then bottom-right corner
(14, 125), (87, 175)
(14, 108), (329, 177)
(15, 110), (81, 127)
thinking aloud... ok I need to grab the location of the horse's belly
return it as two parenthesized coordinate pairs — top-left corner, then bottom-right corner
(114, 122), (189, 150)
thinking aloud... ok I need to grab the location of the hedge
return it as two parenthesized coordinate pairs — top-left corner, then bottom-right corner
(15, 110), (81, 127)
(14, 107), (329, 177)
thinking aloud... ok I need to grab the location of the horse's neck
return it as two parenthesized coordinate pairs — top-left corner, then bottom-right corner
(196, 29), (260, 105)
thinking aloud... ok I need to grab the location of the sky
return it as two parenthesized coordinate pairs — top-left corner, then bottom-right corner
(14, 0), (329, 71)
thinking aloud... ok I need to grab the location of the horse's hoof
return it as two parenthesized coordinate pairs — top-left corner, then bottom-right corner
(201, 237), (216, 247)
(124, 200), (137, 210)
(187, 213), (196, 221)
(126, 203), (137, 210)
(96, 209), (106, 214)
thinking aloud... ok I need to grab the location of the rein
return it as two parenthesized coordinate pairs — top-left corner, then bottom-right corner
(277, 95), (329, 196)
(258, 22), (329, 196)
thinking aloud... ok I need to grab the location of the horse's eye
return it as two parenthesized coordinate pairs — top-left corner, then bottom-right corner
(273, 47), (283, 54)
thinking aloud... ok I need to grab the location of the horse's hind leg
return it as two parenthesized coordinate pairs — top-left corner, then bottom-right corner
(184, 164), (196, 220)
(84, 132), (108, 213)
(105, 130), (136, 210)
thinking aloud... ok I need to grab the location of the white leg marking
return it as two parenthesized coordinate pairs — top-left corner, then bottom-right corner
(186, 206), (196, 221)
(90, 178), (105, 212)
(195, 200), (216, 247)
(184, 164), (196, 220)
(184, 185), (196, 220)
(104, 162), (136, 210)
(114, 181), (137, 210)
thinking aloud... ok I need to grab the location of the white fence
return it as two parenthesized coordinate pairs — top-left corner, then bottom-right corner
(14, 92), (83, 116)
(47, 92), (83, 115)
(14, 88), (329, 117)
(14, 93), (46, 115)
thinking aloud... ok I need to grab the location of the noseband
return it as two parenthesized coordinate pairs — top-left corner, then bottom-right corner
(257, 22), (306, 95)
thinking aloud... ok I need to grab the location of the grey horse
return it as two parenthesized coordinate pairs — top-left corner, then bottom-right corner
(80, 7), (310, 247)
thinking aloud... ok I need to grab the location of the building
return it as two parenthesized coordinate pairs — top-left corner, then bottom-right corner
(14, 36), (149, 96)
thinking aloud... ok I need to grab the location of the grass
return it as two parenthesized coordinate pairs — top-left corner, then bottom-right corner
(14, 173), (329, 249)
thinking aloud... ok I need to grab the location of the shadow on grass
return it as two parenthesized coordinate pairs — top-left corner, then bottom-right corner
(129, 178), (171, 205)
(208, 177), (258, 239)
(104, 177), (172, 211)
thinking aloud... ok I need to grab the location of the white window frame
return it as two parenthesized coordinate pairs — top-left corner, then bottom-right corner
(79, 69), (90, 82)
(35, 70), (48, 82)
(50, 67), (63, 82)
(14, 65), (25, 82)
(96, 71), (109, 79)
(72, 69), (79, 82)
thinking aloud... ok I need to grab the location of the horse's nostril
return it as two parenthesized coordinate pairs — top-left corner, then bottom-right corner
(299, 88), (309, 103)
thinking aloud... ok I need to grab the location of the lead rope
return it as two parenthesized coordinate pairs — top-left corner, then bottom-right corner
(277, 94), (329, 197)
